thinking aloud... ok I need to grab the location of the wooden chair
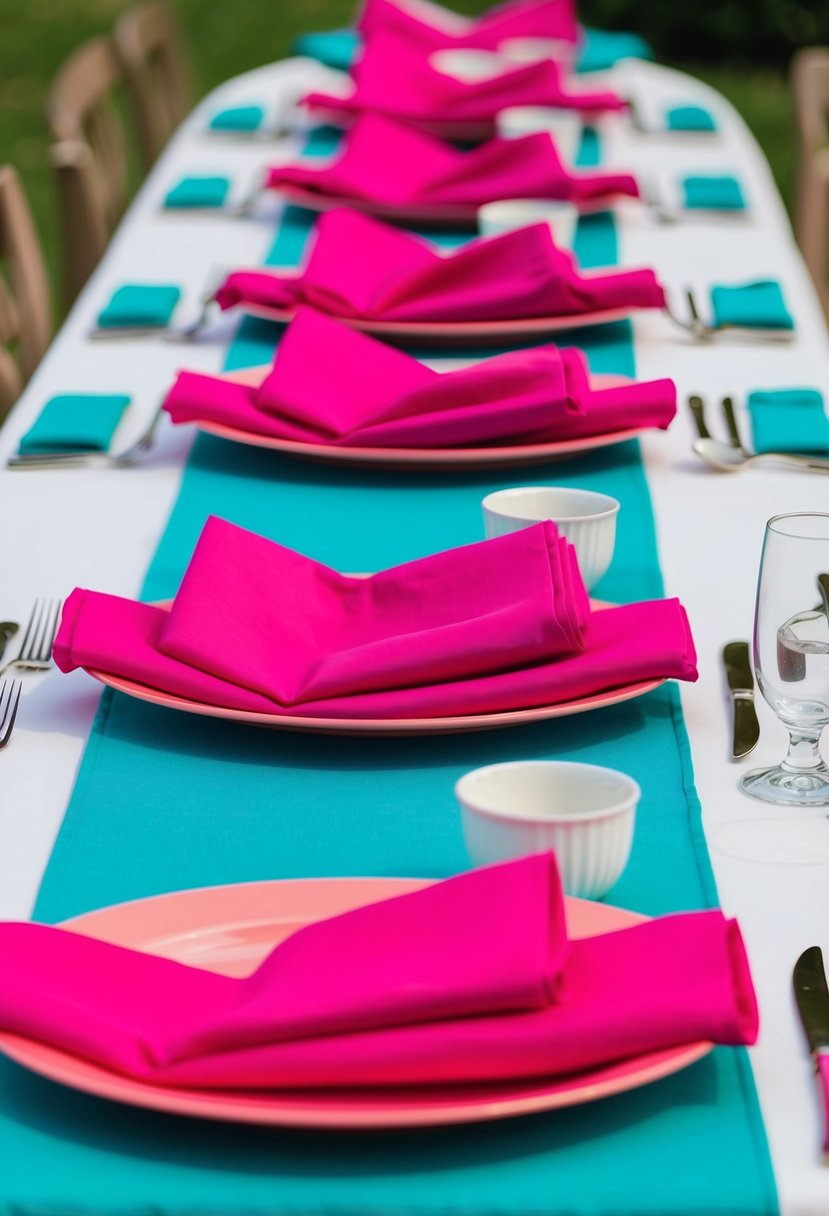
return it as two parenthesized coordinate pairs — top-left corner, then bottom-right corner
(47, 36), (130, 309)
(792, 47), (829, 318)
(115, 2), (192, 168)
(0, 166), (52, 418)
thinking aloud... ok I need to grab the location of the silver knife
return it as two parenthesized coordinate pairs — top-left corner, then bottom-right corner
(722, 641), (760, 760)
(793, 946), (829, 1162)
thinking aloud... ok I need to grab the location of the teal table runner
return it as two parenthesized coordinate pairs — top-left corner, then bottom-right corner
(0, 132), (776, 1216)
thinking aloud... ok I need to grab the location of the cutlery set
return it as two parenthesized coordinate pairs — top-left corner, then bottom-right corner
(7, 406), (165, 471)
(688, 394), (829, 473)
(0, 599), (63, 753)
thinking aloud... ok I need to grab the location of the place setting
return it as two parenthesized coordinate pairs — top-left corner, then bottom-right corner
(50, 508), (696, 734)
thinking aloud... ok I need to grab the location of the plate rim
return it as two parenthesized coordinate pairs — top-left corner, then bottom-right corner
(192, 417), (646, 466)
(273, 183), (630, 225)
(0, 877), (713, 1128)
(233, 299), (637, 340)
(84, 665), (667, 734)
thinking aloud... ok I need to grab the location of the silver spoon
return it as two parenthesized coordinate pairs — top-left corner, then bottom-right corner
(693, 437), (829, 473)
(0, 621), (18, 662)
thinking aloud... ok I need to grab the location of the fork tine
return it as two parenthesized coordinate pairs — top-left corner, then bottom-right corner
(15, 599), (42, 663)
(0, 679), (22, 749)
(36, 599), (61, 663)
(30, 599), (53, 663)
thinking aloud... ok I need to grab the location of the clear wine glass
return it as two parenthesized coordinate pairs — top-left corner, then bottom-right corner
(741, 512), (829, 806)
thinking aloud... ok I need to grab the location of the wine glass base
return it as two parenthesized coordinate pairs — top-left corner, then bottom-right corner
(740, 763), (829, 806)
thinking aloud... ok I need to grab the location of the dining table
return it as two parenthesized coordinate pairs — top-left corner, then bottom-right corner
(2, 46), (829, 1216)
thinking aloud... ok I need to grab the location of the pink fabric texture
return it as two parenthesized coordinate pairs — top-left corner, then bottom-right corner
(53, 517), (698, 720)
(164, 308), (676, 448)
(358, 0), (580, 50)
(0, 853), (758, 1090)
(214, 209), (666, 324)
(304, 29), (623, 125)
(266, 114), (639, 208)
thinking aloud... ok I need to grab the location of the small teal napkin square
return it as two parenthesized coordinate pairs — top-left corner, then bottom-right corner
(18, 394), (130, 453)
(682, 175), (745, 210)
(710, 280), (794, 330)
(164, 176), (230, 209)
(666, 105), (717, 132)
(97, 284), (181, 329)
(209, 104), (265, 132)
(292, 29), (361, 72)
(576, 27), (653, 73)
(748, 388), (829, 453)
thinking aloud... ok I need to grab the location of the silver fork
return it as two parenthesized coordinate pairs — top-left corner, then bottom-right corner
(0, 600), (62, 675)
(0, 680), (22, 750)
(687, 394), (711, 438)
(688, 393), (829, 473)
(162, 264), (231, 343)
(86, 265), (229, 342)
(666, 288), (795, 342)
(8, 404), (165, 470)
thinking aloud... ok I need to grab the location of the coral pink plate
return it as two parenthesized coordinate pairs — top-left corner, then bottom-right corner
(0, 877), (712, 1128)
(191, 366), (646, 469)
(272, 183), (631, 228)
(238, 300), (636, 346)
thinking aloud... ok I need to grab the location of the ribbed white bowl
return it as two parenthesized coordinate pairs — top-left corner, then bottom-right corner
(456, 760), (639, 899)
(482, 486), (620, 590)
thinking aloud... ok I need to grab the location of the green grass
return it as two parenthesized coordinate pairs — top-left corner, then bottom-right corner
(0, 0), (797, 322)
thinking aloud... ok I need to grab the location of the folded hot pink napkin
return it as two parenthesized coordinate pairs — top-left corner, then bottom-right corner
(358, 0), (580, 51)
(304, 29), (623, 125)
(164, 307), (676, 448)
(214, 209), (666, 324)
(54, 518), (697, 720)
(267, 114), (638, 209)
(0, 853), (758, 1089)
(58, 517), (590, 710)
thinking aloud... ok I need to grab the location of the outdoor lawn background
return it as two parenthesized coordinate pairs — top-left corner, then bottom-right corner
(0, 0), (807, 317)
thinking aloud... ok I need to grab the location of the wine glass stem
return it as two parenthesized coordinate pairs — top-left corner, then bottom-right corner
(781, 727), (828, 775)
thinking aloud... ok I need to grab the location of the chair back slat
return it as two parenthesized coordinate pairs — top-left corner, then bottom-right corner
(47, 35), (131, 307)
(0, 165), (51, 416)
(115, 3), (191, 167)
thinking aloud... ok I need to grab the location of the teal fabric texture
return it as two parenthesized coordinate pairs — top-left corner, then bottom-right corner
(682, 174), (745, 211)
(97, 284), (181, 329)
(666, 104), (717, 132)
(290, 26), (653, 75)
(748, 387), (829, 453)
(710, 280), (794, 330)
(577, 27), (653, 72)
(293, 28), (360, 72)
(208, 104), (265, 131)
(17, 394), (130, 454)
(164, 176), (231, 209)
(0, 129), (778, 1216)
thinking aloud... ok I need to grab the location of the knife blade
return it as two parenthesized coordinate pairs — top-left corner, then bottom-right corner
(722, 641), (760, 760)
(793, 947), (829, 1161)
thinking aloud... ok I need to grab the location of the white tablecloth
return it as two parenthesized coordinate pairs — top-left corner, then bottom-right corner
(1, 54), (829, 1215)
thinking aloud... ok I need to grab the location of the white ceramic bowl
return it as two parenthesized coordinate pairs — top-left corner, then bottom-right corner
(430, 49), (509, 82)
(500, 37), (577, 66)
(477, 198), (579, 249)
(496, 106), (583, 164)
(481, 486), (619, 590)
(456, 760), (639, 899)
